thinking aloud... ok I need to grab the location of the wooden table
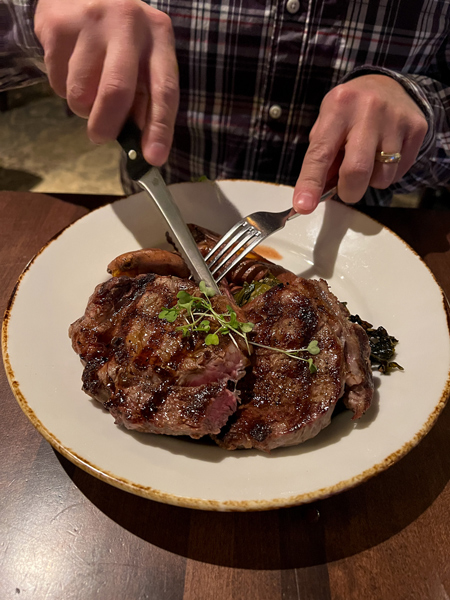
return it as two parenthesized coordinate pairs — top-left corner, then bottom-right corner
(1, 190), (449, 600)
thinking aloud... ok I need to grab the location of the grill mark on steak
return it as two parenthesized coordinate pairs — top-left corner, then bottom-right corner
(69, 274), (249, 438)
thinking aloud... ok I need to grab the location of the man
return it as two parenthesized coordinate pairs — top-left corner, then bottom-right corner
(2, 0), (449, 210)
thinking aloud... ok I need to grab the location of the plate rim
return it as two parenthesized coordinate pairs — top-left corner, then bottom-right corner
(3, 182), (450, 511)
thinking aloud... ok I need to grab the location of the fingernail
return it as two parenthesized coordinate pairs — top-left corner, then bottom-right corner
(294, 192), (316, 213)
(148, 142), (169, 166)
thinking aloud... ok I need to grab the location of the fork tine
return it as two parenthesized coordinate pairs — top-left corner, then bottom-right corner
(207, 224), (254, 269)
(205, 221), (249, 263)
(213, 232), (264, 282)
(209, 229), (260, 276)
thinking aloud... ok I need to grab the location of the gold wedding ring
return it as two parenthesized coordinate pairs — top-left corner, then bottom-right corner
(375, 151), (402, 164)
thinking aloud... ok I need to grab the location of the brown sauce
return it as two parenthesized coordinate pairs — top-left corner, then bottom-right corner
(253, 245), (283, 261)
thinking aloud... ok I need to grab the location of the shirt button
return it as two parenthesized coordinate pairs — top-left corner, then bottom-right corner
(286, 0), (300, 14)
(269, 104), (282, 119)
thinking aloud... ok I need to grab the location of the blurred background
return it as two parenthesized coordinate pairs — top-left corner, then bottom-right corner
(0, 82), (448, 208)
(0, 82), (123, 196)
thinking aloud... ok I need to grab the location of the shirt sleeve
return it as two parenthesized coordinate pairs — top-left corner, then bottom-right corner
(0, 0), (46, 91)
(340, 36), (450, 193)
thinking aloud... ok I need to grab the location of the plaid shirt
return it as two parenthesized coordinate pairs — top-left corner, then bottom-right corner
(2, 0), (450, 194)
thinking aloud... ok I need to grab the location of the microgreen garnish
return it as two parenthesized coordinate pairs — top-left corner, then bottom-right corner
(247, 340), (319, 373)
(158, 307), (178, 322)
(158, 282), (320, 373)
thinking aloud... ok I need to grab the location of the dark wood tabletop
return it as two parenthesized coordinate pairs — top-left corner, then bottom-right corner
(1, 190), (449, 600)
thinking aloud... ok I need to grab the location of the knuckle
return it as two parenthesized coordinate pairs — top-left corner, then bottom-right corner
(306, 144), (335, 167)
(67, 82), (94, 110)
(113, 0), (138, 16)
(153, 78), (179, 113)
(35, 13), (65, 46)
(297, 169), (324, 190)
(149, 120), (174, 145)
(100, 78), (131, 104)
(364, 91), (386, 114)
(341, 160), (372, 182)
(410, 114), (428, 140)
(84, 0), (142, 26)
(83, 0), (107, 23)
(149, 8), (173, 32)
(325, 84), (355, 108)
(46, 11), (71, 34)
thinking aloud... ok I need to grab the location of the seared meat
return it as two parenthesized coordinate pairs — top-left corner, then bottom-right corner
(215, 277), (373, 451)
(189, 224), (373, 450)
(69, 274), (249, 437)
(70, 227), (374, 451)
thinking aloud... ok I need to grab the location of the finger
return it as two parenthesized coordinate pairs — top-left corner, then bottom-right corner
(369, 138), (403, 189)
(394, 143), (416, 181)
(337, 127), (378, 204)
(42, 31), (78, 99)
(293, 118), (346, 214)
(141, 14), (179, 166)
(395, 115), (428, 180)
(327, 149), (345, 183)
(370, 114), (426, 186)
(131, 76), (150, 132)
(87, 37), (140, 144)
(66, 31), (106, 118)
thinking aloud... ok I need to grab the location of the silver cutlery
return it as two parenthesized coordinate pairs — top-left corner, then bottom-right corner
(117, 119), (220, 293)
(205, 184), (338, 282)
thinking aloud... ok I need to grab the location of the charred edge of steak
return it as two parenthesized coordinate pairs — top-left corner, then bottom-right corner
(69, 274), (249, 438)
(314, 281), (373, 419)
(103, 379), (239, 438)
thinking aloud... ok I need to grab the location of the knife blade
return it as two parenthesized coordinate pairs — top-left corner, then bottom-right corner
(117, 119), (220, 294)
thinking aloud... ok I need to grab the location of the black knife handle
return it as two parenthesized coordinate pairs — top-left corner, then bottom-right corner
(117, 118), (150, 181)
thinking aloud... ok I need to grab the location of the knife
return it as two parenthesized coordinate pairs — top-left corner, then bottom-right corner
(117, 119), (220, 294)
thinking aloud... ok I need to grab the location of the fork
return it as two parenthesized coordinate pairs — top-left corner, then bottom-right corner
(205, 185), (338, 282)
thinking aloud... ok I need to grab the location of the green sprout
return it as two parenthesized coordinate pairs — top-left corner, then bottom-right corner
(158, 282), (320, 373)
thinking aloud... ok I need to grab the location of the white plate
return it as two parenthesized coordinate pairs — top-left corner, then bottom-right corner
(3, 180), (450, 511)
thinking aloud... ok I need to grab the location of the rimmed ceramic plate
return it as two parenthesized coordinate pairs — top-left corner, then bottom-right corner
(3, 180), (450, 511)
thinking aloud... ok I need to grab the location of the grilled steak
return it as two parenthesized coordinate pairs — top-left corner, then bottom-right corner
(69, 273), (249, 437)
(214, 276), (373, 451)
(70, 230), (374, 451)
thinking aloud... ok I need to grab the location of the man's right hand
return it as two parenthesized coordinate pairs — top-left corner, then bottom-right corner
(35, 0), (179, 166)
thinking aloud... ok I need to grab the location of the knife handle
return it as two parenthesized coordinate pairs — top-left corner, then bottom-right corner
(117, 119), (150, 181)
